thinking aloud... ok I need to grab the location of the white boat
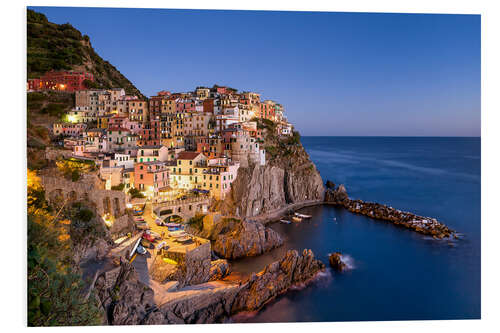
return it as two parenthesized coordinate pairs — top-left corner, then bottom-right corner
(169, 230), (188, 238)
(175, 236), (192, 243)
(295, 213), (312, 219)
(136, 245), (147, 255)
(280, 219), (291, 224)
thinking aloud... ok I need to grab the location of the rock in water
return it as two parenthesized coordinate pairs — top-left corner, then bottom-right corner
(329, 252), (347, 272)
(231, 249), (325, 313)
(325, 180), (336, 190)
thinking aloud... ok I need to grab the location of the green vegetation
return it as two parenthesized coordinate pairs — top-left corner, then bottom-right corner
(27, 10), (84, 77)
(264, 145), (278, 158)
(27, 170), (103, 326)
(27, 9), (144, 98)
(287, 130), (301, 145)
(40, 103), (66, 118)
(111, 183), (125, 191)
(187, 214), (206, 232)
(128, 188), (145, 199)
(83, 78), (100, 89)
(56, 158), (96, 181)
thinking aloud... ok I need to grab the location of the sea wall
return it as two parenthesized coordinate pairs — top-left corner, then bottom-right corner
(325, 182), (456, 239)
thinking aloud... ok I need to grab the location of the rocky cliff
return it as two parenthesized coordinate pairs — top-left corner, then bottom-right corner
(220, 122), (325, 220)
(230, 249), (325, 313)
(212, 219), (283, 259)
(186, 216), (283, 260)
(94, 249), (325, 324)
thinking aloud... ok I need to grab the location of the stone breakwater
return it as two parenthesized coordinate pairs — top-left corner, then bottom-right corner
(324, 182), (456, 239)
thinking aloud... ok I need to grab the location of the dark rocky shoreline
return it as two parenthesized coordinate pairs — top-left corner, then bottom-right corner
(324, 182), (456, 239)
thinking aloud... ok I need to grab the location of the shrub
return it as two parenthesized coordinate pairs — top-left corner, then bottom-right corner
(128, 188), (145, 199)
(187, 214), (205, 232)
(41, 103), (66, 118)
(83, 79), (100, 89)
(111, 183), (125, 191)
(71, 169), (80, 182)
(75, 208), (94, 223)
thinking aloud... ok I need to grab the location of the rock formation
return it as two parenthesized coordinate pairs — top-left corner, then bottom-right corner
(208, 259), (230, 281)
(94, 249), (325, 325)
(212, 219), (283, 259)
(329, 252), (347, 272)
(325, 182), (456, 239)
(219, 127), (325, 220)
(93, 260), (158, 325)
(231, 249), (325, 313)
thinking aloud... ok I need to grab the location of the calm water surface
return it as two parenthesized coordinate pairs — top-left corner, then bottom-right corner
(232, 137), (480, 322)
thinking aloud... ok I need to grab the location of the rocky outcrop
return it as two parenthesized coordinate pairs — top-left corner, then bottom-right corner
(94, 260), (158, 325)
(325, 183), (456, 239)
(208, 259), (230, 281)
(221, 138), (325, 220)
(73, 237), (113, 264)
(94, 249), (324, 325)
(231, 249), (325, 312)
(329, 252), (347, 272)
(211, 219), (283, 259)
(186, 217), (283, 260)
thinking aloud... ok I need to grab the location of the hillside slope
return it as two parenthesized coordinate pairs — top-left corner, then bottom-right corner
(27, 9), (144, 98)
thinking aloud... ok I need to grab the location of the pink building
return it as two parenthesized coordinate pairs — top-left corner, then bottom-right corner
(176, 99), (196, 113)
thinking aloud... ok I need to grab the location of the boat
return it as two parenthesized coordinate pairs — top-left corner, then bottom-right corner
(295, 213), (312, 219)
(162, 257), (178, 265)
(175, 236), (192, 243)
(155, 241), (167, 251)
(292, 216), (302, 223)
(136, 245), (147, 255)
(136, 221), (150, 230)
(280, 219), (291, 224)
(169, 230), (188, 238)
(164, 223), (181, 228)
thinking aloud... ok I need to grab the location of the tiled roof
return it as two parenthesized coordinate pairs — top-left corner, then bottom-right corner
(177, 151), (204, 160)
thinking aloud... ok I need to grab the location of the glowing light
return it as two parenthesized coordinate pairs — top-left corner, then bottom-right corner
(67, 115), (77, 123)
(102, 214), (113, 227)
(126, 203), (133, 209)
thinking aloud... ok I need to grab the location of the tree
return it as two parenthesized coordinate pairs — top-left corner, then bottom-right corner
(27, 171), (103, 326)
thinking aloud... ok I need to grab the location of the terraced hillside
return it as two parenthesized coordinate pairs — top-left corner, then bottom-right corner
(27, 9), (144, 98)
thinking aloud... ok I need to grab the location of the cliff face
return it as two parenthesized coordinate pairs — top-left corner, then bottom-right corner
(222, 131), (325, 219)
(212, 219), (283, 259)
(186, 216), (283, 260)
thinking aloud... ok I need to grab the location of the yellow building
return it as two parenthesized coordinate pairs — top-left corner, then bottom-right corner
(168, 152), (239, 199)
(97, 115), (111, 129)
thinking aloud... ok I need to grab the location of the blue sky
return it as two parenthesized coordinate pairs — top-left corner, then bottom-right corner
(30, 7), (481, 136)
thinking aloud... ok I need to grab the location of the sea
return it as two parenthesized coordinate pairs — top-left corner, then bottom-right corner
(232, 136), (481, 322)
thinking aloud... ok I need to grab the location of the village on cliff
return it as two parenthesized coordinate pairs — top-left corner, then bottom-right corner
(30, 70), (294, 215)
